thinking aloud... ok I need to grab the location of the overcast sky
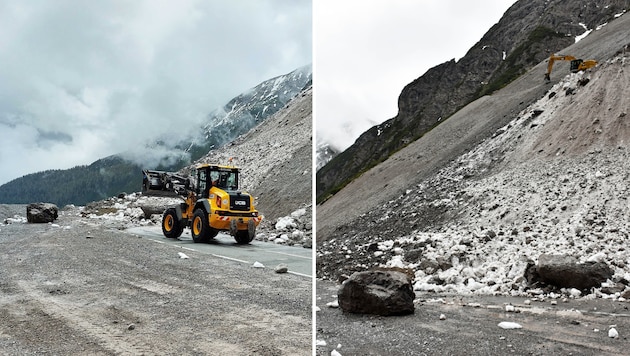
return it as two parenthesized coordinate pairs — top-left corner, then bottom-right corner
(314, 0), (517, 152)
(0, 0), (311, 186)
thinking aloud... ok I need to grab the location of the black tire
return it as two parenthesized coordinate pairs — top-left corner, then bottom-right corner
(234, 220), (256, 244)
(191, 209), (217, 243)
(162, 208), (183, 238)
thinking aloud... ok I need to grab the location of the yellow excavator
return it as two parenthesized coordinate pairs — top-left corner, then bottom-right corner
(545, 54), (597, 81)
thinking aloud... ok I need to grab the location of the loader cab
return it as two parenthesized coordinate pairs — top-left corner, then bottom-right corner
(195, 164), (240, 198)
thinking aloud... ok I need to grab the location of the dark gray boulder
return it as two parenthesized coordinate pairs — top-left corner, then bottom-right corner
(531, 254), (613, 291)
(338, 270), (415, 316)
(26, 203), (59, 223)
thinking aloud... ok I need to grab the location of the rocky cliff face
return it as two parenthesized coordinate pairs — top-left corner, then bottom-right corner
(316, 0), (628, 201)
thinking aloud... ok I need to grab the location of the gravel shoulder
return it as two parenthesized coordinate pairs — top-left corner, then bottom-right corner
(317, 280), (630, 356)
(0, 206), (311, 355)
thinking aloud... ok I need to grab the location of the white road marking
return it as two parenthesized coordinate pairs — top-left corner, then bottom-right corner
(266, 250), (312, 260)
(210, 253), (250, 264)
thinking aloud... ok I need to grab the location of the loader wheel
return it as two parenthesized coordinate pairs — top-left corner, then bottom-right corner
(162, 208), (183, 238)
(191, 209), (218, 242)
(191, 209), (211, 243)
(234, 220), (256, 244)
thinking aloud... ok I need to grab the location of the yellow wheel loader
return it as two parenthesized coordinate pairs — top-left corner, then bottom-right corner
(544, 54), (597, 81)
(160, 164), (262, 244)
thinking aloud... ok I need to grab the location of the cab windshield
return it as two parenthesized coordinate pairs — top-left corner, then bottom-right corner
(209, 169), (238, 190)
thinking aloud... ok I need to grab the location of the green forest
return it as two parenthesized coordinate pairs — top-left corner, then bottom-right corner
(0, 156), (143, 206)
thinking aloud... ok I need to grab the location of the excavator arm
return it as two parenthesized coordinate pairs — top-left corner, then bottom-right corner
(545, 54), (597, 81)
(545, 55), (576, 81)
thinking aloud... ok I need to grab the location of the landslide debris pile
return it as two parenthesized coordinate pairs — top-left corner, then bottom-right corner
(318, 49), (630, 298)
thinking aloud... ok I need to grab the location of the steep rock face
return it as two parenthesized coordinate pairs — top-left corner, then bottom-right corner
(317, 0), (628, 201)
(187, 65), (312, 161)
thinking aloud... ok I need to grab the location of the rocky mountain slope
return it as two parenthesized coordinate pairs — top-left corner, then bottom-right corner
(317, 11), (630, 298)
(317, 0), (628, 202)
(180, 65), (312, 161)
(0, 65), (311, 206)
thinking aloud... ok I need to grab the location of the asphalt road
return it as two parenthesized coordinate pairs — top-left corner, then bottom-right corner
(126, 225), (313, 278)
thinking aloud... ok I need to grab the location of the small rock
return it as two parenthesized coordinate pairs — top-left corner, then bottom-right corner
(439, 314), (446, 320)
(326, 300), (339, 308)
(498, 321), (523, 329)
(331, 350), (342, 356)
(609, 328), (619, 338)
(127, 324), (135, 331)
(505, 305), (515, 312)
(178, 252), (189, 259)
(274, 263), (289, 273)
(252, 261), (265, 268)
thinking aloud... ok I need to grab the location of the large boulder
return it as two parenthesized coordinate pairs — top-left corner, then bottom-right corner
(530, 254), (613, 291)
(338, 270), (415, 316)
(26, 203), (59, 223)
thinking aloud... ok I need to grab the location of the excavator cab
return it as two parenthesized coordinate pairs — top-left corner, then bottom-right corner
(570, 59), (583, 73)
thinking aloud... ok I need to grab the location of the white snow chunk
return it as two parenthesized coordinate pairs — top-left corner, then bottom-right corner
(326, 300), (339, 308)
(498, 322), (523, 329)
(314, 306), (321, 312)
(505, 305), (516, 312)
(178, 252), (189, 259)
(377, 240), (395, 251)
(439, 314), (446, 320)
(587, 252), (606, 263)
(331, 350), (342, 356)
(252, 261), (265, 268)
(275, 216), (296, 230)
(609, 328), (619, 338)
(316, 339), (327, 346)
(290, 208), (307, 218)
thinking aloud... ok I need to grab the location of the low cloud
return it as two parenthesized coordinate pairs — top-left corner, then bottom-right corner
(0, 0), (311, 185)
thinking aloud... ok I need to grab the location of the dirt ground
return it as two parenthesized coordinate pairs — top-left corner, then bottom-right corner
(0, 205), (311, 355)
(316, 280), (630, 356)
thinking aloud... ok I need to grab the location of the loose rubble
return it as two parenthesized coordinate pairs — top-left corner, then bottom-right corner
(77, 192), (312, 248)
